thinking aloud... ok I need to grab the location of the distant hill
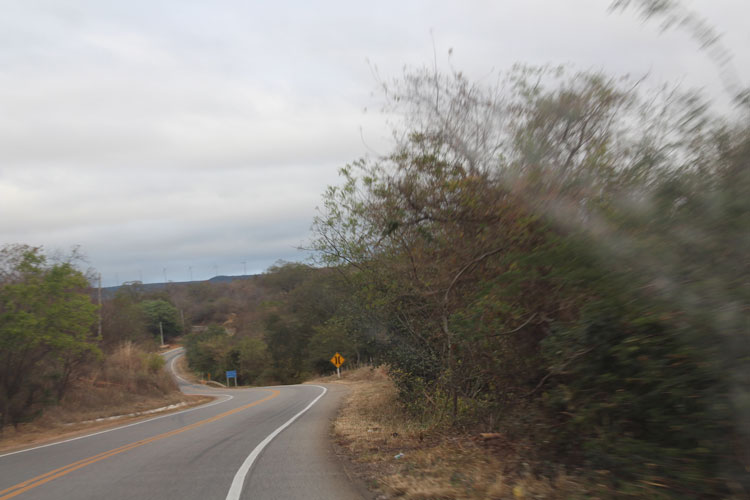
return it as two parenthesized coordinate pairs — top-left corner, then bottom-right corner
(101, 274), (258, 297)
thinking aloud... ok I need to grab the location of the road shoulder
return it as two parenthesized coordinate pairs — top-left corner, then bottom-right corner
(0, 394), (212, 455)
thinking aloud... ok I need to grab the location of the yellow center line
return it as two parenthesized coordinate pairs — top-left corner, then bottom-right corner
(0, 389), (280, 500)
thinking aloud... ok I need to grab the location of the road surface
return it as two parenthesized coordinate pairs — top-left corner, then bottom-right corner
(0, 348), (366, 500)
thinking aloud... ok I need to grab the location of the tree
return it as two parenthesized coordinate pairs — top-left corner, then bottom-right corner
(236, 337), (271, 385)
(311, 64), (748, 495)
(0, 245), (99, 427)
(183, 325), (228, 379)
(306, 317), (357, 373)
(140, 299), (182, 341)
(100, 286), (150, 348)
(259, 263), (344, 382)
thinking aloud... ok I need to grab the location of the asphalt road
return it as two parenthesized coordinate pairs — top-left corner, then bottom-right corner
(0, 348), (366, 500)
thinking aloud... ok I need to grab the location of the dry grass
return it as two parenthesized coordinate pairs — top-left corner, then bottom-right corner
(174, 352), (202, 384)
(0, 343), (211, 453)
(330, 366), (587, 500)
(0, 394), (211, 454)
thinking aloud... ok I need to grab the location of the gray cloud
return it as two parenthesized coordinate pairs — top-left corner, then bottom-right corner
(1, 0), (747, 284)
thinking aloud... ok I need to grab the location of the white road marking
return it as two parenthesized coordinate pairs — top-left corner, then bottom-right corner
(225, 385), (328, 500)
(170, 351), (193, 385)
(0, 394), (233, 459)
(0, 348), (233, 459)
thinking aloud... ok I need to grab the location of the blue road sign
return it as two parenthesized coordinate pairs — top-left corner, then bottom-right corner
(226, 370), (237, 379)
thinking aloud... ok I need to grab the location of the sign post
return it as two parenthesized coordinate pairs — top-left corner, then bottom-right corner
(226, 370), (237, 387)
(330, 352), (345, 378)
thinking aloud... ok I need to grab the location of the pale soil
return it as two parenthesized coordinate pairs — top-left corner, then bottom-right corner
(317, 366), (583, 500)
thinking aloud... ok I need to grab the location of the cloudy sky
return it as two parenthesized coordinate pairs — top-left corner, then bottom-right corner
(1, 0), (747, 285)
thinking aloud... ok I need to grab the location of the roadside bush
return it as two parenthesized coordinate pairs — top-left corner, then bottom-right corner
(143, 352), (166, 374)
(311, 64), (748, 497)
(184, 325), (274, 385)
(100, 342), (176, 395)
(0, 245), (99, 427)
(542, 305), (731, 496)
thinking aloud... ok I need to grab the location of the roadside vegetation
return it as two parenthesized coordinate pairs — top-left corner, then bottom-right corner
(180, 263), (380, 386)
(2, 1), (746, 495)
(0, 342), (201, 452)
(330, 366), (583, 499)
(306, 28), (750, 500)
(178, 47), (748, 496)
(0, 245), (190, 439)
(175, 6), (749, 495)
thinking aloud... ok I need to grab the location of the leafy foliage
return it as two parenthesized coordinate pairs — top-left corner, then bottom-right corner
(0, 245), (100, 427)
(180, 262), (383, 385)
(140, 299), (183, 341)
(311, 66), (749, 497)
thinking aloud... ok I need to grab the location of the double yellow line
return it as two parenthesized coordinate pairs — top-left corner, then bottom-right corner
(0, 389), (280, 500)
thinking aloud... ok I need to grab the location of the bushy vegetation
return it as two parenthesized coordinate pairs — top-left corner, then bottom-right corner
(0, 246), (182, 431)
(184, 325), (271, 385)
(0, 245), (100, 427)
(93, 342), (175, 397)
(310, 64), (749, 497)
(100, 282), (184, 348)
(181, 263), (382, 385)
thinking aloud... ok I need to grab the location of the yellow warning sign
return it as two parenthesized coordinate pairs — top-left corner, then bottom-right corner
(330, 352), (345, 368)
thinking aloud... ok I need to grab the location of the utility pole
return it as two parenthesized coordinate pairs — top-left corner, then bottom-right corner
(189, 266), (193, 281)
(98, 273), (102, 339)
(159, 321), (165, 347)
(163, 267), (167, 283)
(242, 261), (247, 275)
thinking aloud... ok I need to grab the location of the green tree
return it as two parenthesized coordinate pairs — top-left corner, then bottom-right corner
(0, 245), (99, 427)
(101, 286), (149, 348)
(259, 263), (341, 382)
(306, 317), (357, 374)
(183, 325), (228, 379)
(311, 64), (748, 496)
(140, 299), (182, 341)
(235, 337), (271, 385)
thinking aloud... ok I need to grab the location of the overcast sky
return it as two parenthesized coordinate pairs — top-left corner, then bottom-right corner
(1, 0), (748, 285)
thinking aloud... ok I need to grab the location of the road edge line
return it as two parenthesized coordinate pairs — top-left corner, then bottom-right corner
(169, 351), (194, 385)
(0, 395), (232, 459)
(224, 384), (328, 500)
(0, 348), (232, 459)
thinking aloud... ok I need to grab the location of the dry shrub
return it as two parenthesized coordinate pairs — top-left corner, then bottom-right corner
(0, 343), (192, 450)
(385, 476), (458, 499)
(49, 342), (180, 421)
(341, 364), (391, 382)
(97, 342), (177, 395)
(333, 366), (588, 499)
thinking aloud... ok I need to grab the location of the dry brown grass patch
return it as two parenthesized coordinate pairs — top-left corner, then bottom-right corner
(0, 343), (211, 454)
(0, 393), (211, 454)
(332, 366), (586, 499)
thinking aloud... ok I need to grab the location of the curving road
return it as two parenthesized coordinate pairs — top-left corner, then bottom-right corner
(0, 348), (366, 500)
